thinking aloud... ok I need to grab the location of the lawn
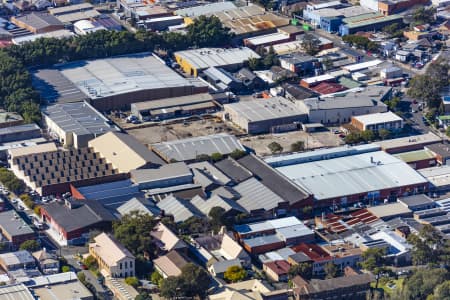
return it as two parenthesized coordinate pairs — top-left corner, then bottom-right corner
(371, 277), (404, 296)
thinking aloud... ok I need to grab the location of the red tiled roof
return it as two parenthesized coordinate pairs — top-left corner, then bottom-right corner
(311, 82), (347, 95)
(291, 243), (332, 262)
(264, 260), (290, 275)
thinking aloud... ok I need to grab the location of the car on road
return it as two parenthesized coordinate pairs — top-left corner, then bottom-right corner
(11, 198), (18, 204)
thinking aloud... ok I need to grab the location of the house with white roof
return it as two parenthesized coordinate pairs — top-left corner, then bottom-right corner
(89, 233), (135, 278)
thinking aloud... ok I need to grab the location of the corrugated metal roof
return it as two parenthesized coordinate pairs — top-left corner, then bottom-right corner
(234, 178), (286, 211)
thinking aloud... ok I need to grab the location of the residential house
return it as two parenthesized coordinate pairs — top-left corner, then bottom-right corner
(263, 260), (290, 282)
(89, 233), (135, 278)
(150, 222), (188, 254)
(153, 250), (189, 278)
(32, 249), (59, 274)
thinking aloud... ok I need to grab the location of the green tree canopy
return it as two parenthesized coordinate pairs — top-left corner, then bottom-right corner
(324, 262), (339, 279)
(112, 211), (158, 257)
(224, 265), (247, 283)
(268, 142), (283, 153)
(186, 16), (232, 48)
(301, 34), (321, 56)
(288, 262), (313, 280)
(125, 276), (140, 288)
(291, 141), (305, 152)
(19, 240), (40, 252)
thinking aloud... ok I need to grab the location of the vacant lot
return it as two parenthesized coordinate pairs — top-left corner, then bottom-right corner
(127, 117), (243, 145)
(240, 130), (345, 157)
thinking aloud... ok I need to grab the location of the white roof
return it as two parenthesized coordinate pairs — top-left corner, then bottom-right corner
(275, 151), (428, 201)
(175, 1), (236, 17)
(352, 111), (403, 125)
(370, 230), (411, 254)
(343, 59), (383, 72)
(175, 47), (260, 70)
(245, 33), (289, 46)
(12, 29), (73, 45)
(302, 74), (335, 84)
(309, 0), (342, 10)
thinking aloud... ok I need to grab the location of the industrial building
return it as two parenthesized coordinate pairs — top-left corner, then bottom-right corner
(297, 86), (391, 125)
(374, 132), (441, 154)
(48, 3), (100, 23)
(130, 93), (218, 121)
(175, 2), (237, 18)
(151, 133), (245, 162)
(266, 145), (429, 208)
(339, 13), (403, 35)
(223, 97), (308, 134)
(351, 111), (403, 132)
(42, 101), (119, 149)
(0, 124), (41, 143)
(361, 0), (428, 15)
(174, 47), (260, 77)
(11, 13), (64, 34)
(33, 53), (208, 110)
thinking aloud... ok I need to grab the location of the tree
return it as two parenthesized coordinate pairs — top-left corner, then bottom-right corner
(196, 154), (211, 162)
(229, 149), (247, 160)
(61, 265), (70, 273)
(112, 211), (157, 257)
(34, 205), (41, 216)
(344, 132), (362, 144)
(209, 206), (226, 230)
(77, 272), (86, 283)
(288, 263), (313, 280)
(432, 280), (450, 300)
(210, 152), (223, 162)
(125, 276), (140, 288)
(412, 7), (436, 24)
(268, 142), (283, 154)
(408, 224), (444, 266)
(360, 130), (375, 142)
(291, 141), (305, 152)
(150, 271), (163, 286)
(262, 46), (278, 68)
(399, 268), (448, 300)
(186, 16), (232, 48)
(360, 248), (386, 288)
(302, 206), (313, 217)
(248, 57), (262, 71)
(301, 34), (320, 56)
(19, 240), (40, 252)
(179, 216), (211, 234)
(324, 262), (339, 279)
(378, 128), (391, 140)
(20, 194), (35, 209)
(180, 263), (210, 299)
(160, 276), (185, 299)
(83, 255), (97, 270)
(224, 265), (247, 283)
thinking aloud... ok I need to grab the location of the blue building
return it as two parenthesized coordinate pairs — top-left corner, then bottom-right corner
(339, 13), (403, 36)
(320, 16), (343, 33)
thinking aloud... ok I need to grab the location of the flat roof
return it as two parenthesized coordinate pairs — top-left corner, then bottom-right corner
(175, 47), (260, 71)
(151, 133), (245, 162)
(12, 29), (74, 45)
(352, 111), (402, 125)
(35, 53), (194, 101)
(175, 1), (236, 17)
(374, 132), (441, 151)
(55, 10), (100, 23)
(42, 101), (117, 136)
(274, 151), (428, 201)
(366, 203), (412, 219)
(343, 59), (383, 72)
(9, 142), (57, 158)
(0, 111), (22, 123)
(0, 210), (34, 237)
(302, 74), (335, 84)
(49, 3), (94, 15)
(131, 93), (214, 111)
(13, 12), (63, 30)
(398, 194), (434, 208)
(394, 149), (435, 163)
(245, 32), (290, 46)
(224, 96), (307, 122)
(130, 162), (192, 183)
(343, 13), (402, 29)
(0, 124), (40, 136)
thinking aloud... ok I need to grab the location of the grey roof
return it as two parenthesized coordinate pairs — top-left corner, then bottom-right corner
(398, 194), (434, 208)
(0, 250), (35, 266)
(35, 53), (196, 101)
(191, 194), (246, 215)
(203, 67), (239, 86)
(234, 178), (286, 212)
(157, 195), (202, 222)
(13, 13), (63, 30)
(48, 3), (94, 15)
(0, 210), (34, 238)
(131, 93), (214, 111)
(117, 198), (158, 216)
(76, 179), (140, 200)
(224, 97), (307, 122)
(288, 252), (312, 263)
(276, 224), (314, 240)
(41, 200), (116, 232)
(151, 133), (245, 162)
(238, 154), (310, 204)
(174, 47), (260, 71)
(283, 83), (318, 100)
(0, 124), (40, 136)
(425, 143), (450, 158)
(302, 86), (391, 111)
(211, 186), (240, 200)
(215, 158), (253, 183)
(130, 162), (192, 184)
(32, 68), (87, 104)
(42, 101), (117, 136)
(0, 284), (34, 300)
(175, 1), (236, 17)
(302, 274), (373, 294)
(189, 161), (231, 186)
(210, 258), (241, 274)
(243, 234), (283, 248)
(279, 53), (318, 65)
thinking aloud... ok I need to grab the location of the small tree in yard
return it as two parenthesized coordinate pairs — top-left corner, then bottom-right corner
(61, 265), (70, 273)
(125, 276), (140, 288)
(83, 255), (97, 270)
(19, 240), (40, 252)
(291, 141), (305, 152)
(196, 154), (211, 162)
(229, 149), (247, 160)
(378, 128), (391, 140)
(324, 262), (339, 279)
(224, 265), (247, 283)
(268, 142), (283, 154)
(288, 262), (313, 280)
(151, 271), (163, 286)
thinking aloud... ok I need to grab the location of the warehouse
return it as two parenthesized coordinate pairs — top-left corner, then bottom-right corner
(0, 124), (41, 143)
(223, 97), (308, 134)
(42, 101), (119, 149)
(11, 12), (64, 34)
(267, 149), (429, 208)
(297, 86), (391, 125)
(48, 3), (100, 23)
(174, 47), (260, 77)
(151, 133), (245, 162)
(351, 111), (403, 132)
(130, 93), (217, 121)
(33, 53), (208, 110)
(339, 13), (403, 36)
